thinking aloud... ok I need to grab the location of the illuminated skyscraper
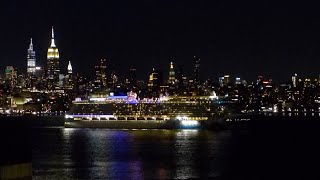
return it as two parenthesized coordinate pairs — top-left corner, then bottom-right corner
(94, 59), (107, 88)
(47, 27), (60, 89)
(223, 75), (230, 85)
(68, 61), (72, 74)
(292, 73), (297, 88)
(5, 66), (17, 89)
(235, 77), (241, 85)
(219, 76), (224, 86)
(148, 68), (162, 89)
(111, 71), (118, 87)
(27, 38), (36, 75)
(193, 56), (200, 86)
(168, 62), (175, 84)
(148, 68), (156, 88)
(64, 61), (74, 90)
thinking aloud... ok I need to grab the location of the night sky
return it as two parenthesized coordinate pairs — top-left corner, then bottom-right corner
(1, 0), (320, 82)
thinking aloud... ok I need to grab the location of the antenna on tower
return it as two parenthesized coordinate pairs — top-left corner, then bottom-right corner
(51, 26), (54, 39)
(50, 26), (56, 47)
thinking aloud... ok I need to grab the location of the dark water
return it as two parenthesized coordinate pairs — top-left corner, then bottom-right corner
(32, 125), (320, 179)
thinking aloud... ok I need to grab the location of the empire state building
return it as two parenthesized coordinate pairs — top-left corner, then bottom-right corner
(47, 27), (60, 89)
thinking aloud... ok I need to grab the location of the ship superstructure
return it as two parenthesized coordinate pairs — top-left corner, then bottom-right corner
(66, 92), (226, 121)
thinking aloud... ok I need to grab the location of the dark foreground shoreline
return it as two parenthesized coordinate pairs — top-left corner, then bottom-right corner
(0, 117), (32, 179)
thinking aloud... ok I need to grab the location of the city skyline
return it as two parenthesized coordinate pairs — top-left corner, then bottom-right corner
(1, 26), (320, 85)
(2, 28), (320, 84)
(2, 0), (320, 81)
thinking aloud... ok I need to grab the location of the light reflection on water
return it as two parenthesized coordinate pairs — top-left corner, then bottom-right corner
(174, 130), (199, 179)
(32, 128), (231, 179)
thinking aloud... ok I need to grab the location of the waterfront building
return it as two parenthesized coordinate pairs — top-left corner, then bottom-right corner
(47, 27), (60, 89)
(5, 66), (17, 89)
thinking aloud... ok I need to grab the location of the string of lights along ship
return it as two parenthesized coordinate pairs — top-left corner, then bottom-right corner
(1, 27), (320, 128)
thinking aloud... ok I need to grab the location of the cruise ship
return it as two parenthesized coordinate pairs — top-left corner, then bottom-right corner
(65, 91), (230, 129)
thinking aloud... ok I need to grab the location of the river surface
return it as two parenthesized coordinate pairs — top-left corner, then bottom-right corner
(32, 126), (320, 179)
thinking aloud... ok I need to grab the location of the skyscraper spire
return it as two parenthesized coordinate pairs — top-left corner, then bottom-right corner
(52, 26), (54, 38)
(168, 62), (176, 84)
(47, 26), (60, 89)
(50, 26), (56, 47)
(28, 38), (33, 50)
(68, 61), (73, 74)
(47, 26), (59, 59)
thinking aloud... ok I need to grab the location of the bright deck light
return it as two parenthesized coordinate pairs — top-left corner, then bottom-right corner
(180, 120), (199, 127)
(65, 115), (74, 119)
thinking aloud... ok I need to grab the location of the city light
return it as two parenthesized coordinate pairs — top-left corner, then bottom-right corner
(65, 114), (73, 119)
(180, 120), (199, 127)
(89, 97), (106, 102)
